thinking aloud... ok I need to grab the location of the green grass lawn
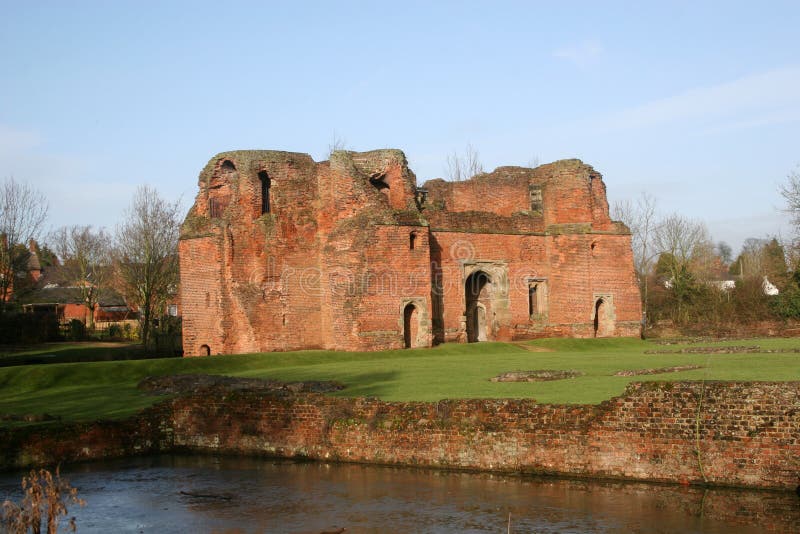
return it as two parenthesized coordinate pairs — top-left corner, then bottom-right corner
(1, 337), (799, 425)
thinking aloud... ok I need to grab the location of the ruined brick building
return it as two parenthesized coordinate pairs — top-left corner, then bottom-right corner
(179, 149), (641, 356)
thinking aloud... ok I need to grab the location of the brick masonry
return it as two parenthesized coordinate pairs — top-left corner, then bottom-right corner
(3, 381), (798, 491)
(179, 150), (641, 356)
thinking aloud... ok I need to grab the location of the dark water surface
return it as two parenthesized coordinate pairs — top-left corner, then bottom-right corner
(1, 455), (797, 533)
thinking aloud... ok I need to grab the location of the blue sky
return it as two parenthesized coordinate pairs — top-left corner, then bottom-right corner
(1, 1), (798, 253)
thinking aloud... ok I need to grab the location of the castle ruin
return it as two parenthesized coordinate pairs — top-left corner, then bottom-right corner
(179, 149), (641, 356)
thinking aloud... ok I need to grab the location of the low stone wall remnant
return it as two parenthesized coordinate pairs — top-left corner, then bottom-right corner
(490, 370), (584, 382)
(1, 380), (798, 491)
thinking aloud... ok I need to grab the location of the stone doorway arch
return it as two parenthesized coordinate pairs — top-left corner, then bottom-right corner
(593, 295), (615, 337)
(399, 298), (429, 348)
(465, 270), (491, 342)
(403, 302), (419, 348)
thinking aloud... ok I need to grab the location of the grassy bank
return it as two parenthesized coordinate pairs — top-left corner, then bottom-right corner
(1, 337), (799, 425)
(0, 342), (152, 367)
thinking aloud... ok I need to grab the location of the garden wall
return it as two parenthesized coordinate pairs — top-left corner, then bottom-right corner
(2, 381), (798, 490)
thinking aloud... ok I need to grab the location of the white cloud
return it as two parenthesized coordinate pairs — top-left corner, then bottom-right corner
(0, 125), (41, 156)
(0, 123), (126, 231)
(552, 41), (604, 67)
(601, 66), (800, 133)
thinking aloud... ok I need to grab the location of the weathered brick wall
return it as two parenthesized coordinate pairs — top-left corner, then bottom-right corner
(2, 382), (798, 491)
(0, 407), (170, 469)
(535, 160), (601, 226)
(423, 168), (532, 216)
(180, 149), (641, 355)
(164, 381), (800, 489)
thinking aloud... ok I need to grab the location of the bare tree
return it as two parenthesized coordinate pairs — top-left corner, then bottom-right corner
(715, 241), (733, 266)
(50, 225), (112, 330)
(445, 143), (484, 181)
(653, 213), (714, 321)
(653, 214), (713, 273)
(779, 165), (800, 272)
(613, 193), (659, 278)
(732, 237), (768, 278)
(612, 192), (658, 323)
(327, 130), (348, 156)
(115, 186), (181, 347)
(779, 165), (800, 230)
(0, 177), (49, 311)
(731, 237), (787, 285)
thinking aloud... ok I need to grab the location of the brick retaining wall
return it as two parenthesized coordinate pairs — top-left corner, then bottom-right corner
(2, 381), (798, 490)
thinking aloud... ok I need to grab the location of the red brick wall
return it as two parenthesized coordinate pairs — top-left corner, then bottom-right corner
(423, 169), (531, 216)
(2, 381), (798, 492)
(61, 303), (88, 323)
(179, 150), (641, 355)
(163, 381), (800, 490)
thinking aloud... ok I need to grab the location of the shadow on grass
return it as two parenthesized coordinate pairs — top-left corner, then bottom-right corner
(330, 371), (401, 399)
(246, 367), (400, 397)
(0, 383), (161, 428)
(0, 342), (179, 367)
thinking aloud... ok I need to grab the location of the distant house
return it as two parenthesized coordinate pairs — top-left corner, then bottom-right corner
(662, 276), (779, 295)
(10, 241), (181, 329)
(762, 276), (779, 296)
(13, 241), (136, 327)
(18, 264), (136, 325)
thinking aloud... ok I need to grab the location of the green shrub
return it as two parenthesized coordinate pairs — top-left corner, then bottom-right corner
(106, 323), (123, 340)
(769, 285), (800, 319)
(0, 312), (59, 344)
(68, 319), (86, 341)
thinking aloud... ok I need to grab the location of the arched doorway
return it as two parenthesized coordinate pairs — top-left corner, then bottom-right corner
(593, 299), (603, 337)
(403, 303), (419, 348)
(465, 271), (490, 342)
(593, 297), (614, 337)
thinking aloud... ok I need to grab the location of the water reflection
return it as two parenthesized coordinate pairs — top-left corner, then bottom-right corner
(1, 455), (797, 533)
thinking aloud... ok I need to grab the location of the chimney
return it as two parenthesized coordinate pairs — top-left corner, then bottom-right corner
(27, 239), (42, 282)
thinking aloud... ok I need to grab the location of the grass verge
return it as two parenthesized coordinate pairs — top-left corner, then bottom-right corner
(0, 337), (798, 425)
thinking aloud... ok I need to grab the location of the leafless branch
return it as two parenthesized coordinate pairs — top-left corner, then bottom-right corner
(0, 177), (49, 308)
(114, 185), (182, 347)
(49, 225), (112, 329)
(445, 143), (484, 181)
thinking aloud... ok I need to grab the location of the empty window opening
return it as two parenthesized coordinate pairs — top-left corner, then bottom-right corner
(200, 344), (211, 356)
(209, 198), (224, 218)
(528, 279), (547, 319)
(529, 184), (543, 211)
(258, 171), (271, 214)
(409, 232), (417, 250)
(221, 160), (236, 172)
(415, 187), (429, 207)
(369, 171), (389, 191)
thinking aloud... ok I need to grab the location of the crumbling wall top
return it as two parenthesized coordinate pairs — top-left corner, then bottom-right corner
(197, 150), (316, 186)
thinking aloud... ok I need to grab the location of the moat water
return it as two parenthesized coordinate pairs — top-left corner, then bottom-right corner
(1, 455), (797, 533)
